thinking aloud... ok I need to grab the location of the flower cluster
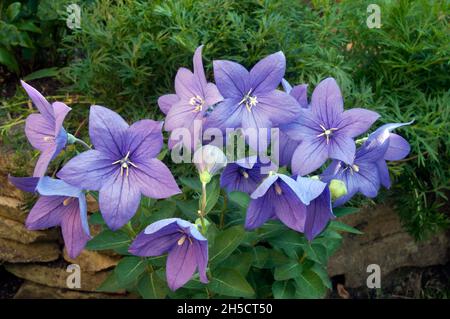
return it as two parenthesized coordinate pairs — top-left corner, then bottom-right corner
(10, 46), (411, 292)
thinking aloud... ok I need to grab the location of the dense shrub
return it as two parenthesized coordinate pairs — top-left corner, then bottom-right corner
(59, 0), (449, 239)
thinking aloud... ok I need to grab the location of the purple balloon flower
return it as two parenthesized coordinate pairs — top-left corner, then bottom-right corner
(322, 121), (412, 206)
(245, 173), (326, 232)
(158, 46), (223, 149)
(129, 218), (208, 291)
(285, 77), (380, 176)
(220, 156), (264, 194)
(21, 81), (71, 177)
(205, 52), (300, 133)
(304, 186), (334, 241)
(9, 176), (90, 259)
(57, 105), (181, 230)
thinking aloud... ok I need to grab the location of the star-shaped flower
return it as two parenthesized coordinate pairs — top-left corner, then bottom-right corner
(220, 156), (264, 194)
(285, 77), (380, 176)
(57, 105), (181, 230)
(129, 218), (208, 291)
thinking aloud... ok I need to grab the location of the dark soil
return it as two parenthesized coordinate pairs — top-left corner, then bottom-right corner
(0, 265), (23, 299)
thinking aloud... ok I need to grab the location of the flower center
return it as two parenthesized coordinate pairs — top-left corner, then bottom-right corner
(177, 233), (193, 246)
(240, 169), (249, 179)
(239, 89), (258, 112)
(343, 163), (360, 175)
(317, 124), (339, 144)
(63, 197), (75, 206)
(112, 151), (138, 177)
(189, 95), (205, 112)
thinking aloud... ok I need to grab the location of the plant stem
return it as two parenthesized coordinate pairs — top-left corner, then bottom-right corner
(74, 137), (91, 150)
(219, 190), (227, 229)
(198, 181), (208, 234)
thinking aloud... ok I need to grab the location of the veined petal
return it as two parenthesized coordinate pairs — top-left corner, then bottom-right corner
(204, 98), (243, 131)
(304, 187), (334, 241)
(250, 51), (285, 95)
(328, 135), (355, 164)
(129, 222), (180, 256)
(158, 94), (179, 115)
(290, 175), (327, 205)
(8, 175), (39, 193)
(165, 101), (199, 131)
(275, 130), (299, 167)
(21, 80), (54, 122)
(281, 78), (293, 93)
(36, 176), (83, 198)
(33, 145), (56, 177)
(204, 82), (223, 106)
(57, 150), (116, 191)
(283, 108), (321, 141)
(384, 133), (410, 161)
(131, 158), (181, 199)
(52, 102), (71, 137)
(256, 90), (301, 125)
(127, 119), (164, 160)
(194, 240), (208, 284)
(310, 78), (344, 127)
(291, 138), (328, 176)
(166, 240), (198, 291)
(377, 159), (391, 189)
(355, 162), (380, 198)
(89, 105), (129, 158)
(99, 170), (141, 230)
(337, 108), (380, 138)
(193, 45), (208, 92)
(213, 60), (249, 98)
(220, 162), (263, 194)
(245, 190), (275, 230)
(25, 195), (66, 230)
(250, 174), (278, 199)
(25, 113), (54, 151)
(273, 182), (307, 233)
(290, 84), (309, 108)
(61, 200), (91, 259)
(175, 67), (201, 100)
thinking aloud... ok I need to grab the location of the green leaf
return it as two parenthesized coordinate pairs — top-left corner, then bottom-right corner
(294, 268), (327, 299)
(96, 272), (123, 293)
(329, 221), (363, 234)
(302, 243), (328, 265)
(228, 191), (250, 210)
(0, 46), (19, 73)
(115, 256), (147, 286)
(6, 3), (21, 22)
(221, 252), (253, 276)
(89, 212), (105, 225)
(16, 21), (41, 33)
(204, 177), (220, 213)
(272, 280), (296, 299)
(175, 199), (198, 220)
(333, 207), (359, 218)
(210, 225), (246, 266)
(86, 229), (130, 250)
(23, 67), (59, 81)
(310, 264), (332, 289)
(274, 261), (303, 281)
(137, 271), (169, 299)
(179, 176), (201, 191)
(209, 268), (255, 297)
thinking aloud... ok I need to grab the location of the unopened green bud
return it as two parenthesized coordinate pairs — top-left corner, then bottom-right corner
(310, 175), (320, 180)
(329, 179), (347, 200)
(67, 133), (76, 144)
(199, 171), (212, 184)
(195, 217), (210, 230)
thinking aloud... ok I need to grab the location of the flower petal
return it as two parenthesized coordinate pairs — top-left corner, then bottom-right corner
(158, 94), (179, 115)
(52, 102), (71, 137)
(193, 45), (207, 91)
(21, 80), (54, 122)
(220, 162), (263, 194)
(250, 51), (285, 94)
(131, 158), (181, 199)
(272, 182), (307, 232)
(213, 60), (249, 98)
(25, 113), (54, 151)
(36, 176), (82, 198)
(127, 119), (164, 160)
(175, 67), (201, 100)
(129, 222), (180, 256)
(250, 174), (278, 199)
(166, 241), (198, 291)
(204, 82), (223, 106)
(25, 195), (66, 230)
(384, 133), (410, 161)
(89, 105), (129, 158)
(33, 145), (56, 177)
(291, 138), (328, 176)
(328, 134), (356, 164)
(61, 200), (91, 259)
(204, 98), (243, 131)
(245, 190), (275, 230)
(377, 159), (391, 189)
(355, 162), (381, 198)
(256, 90), (301, 125)
(310, 77), (344, 127)
(165, 101), (198, 131)
(57, 150), (116, 191)
(290, 84), (309, 108)
(99, 170), (141, 230)
(194, 240), (208, 284)
(8, 175), (39, 193)
(304, 187), (334, 241)
(283, 108), (321, 141)
(337, 108), (380, 138)
(289, 175), (327, 205)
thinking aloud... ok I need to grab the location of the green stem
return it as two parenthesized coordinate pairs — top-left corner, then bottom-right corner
(198, 182), (208, 234)
(219, 190), (227, 229)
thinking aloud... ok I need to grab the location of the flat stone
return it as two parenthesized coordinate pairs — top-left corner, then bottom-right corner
(0, 215), (59, 244)
(0, 237), (60, 263)
(328, 204), (449, 287)
(63, 249), (120, 272)
(5, 263), (112, 292)
(0, 196), (28, 223)
(14, 281), (133, 299)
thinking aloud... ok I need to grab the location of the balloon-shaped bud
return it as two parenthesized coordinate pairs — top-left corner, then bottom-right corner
(329, 179), (347, 200)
